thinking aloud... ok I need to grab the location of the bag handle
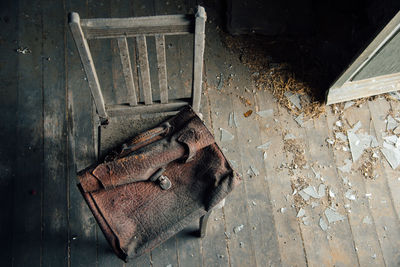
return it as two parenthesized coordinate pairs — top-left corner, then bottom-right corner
(117, 122), (172, 158)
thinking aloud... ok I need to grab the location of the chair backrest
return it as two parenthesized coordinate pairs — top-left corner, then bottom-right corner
(68, 6), (206, 125)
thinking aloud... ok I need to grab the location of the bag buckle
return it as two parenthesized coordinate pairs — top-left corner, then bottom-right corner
(149, 168), (172, 190)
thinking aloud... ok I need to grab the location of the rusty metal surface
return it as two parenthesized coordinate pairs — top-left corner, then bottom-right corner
(77, 106), (240, 261)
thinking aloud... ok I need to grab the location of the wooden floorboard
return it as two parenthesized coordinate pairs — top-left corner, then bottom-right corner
(4, 0), (400, 266)
(256, 91), (308, 267)
(303, 114), (359, 266)
(0, 1), (18, 265)
(42, 0), (69, 265)
(12, 0), (44, 265)
(326, 106), (386, 266)
(387, 99), (400, 217)
(66, 0), (99, 266)
(367, 99), (400, 266)
(209, 87), (256, 267)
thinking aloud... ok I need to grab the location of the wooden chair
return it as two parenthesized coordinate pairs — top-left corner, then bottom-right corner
(68, 6), (206, 125)
(67, 7), (231, 259)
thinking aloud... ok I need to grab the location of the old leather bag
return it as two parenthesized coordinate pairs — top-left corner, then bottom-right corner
(77, 106), (240, 261)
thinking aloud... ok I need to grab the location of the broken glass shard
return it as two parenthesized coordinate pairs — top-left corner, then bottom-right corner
(233, 224), (244, 233)
(249, 165), (260, 176)
(326, 138), (335, 145)
(319, 217), (328, 231)
(387, 115), (398, 131)
(228, 112), (234, 127)
(217, 73), (224, 90)
(345, 189), (356, 201)
(298, 190), (310, 201)
(257, 141), (271, 150)
(228, 112), (239, 128)
(233, 112), (239, 127)
(384, 135), (398, 145)
(329, 188), (335, 198)
(284, 91), (302, 109)
(348, 130), (378, 162)
(295, 113), (304, 127)
(324, 208), (345, 223)
(220, 128), (234, 141)
(303, 185), (320, 198)
(296, 208), (306, 218)
(381, 146), (400, 169)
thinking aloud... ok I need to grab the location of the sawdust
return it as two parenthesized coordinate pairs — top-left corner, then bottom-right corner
(291, 176), (310, 208)
(358, 148), (379, 179)
(283, 138), (307, 169)
(223, 35), (327, 118)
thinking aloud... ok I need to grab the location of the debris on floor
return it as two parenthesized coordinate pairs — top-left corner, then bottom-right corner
(296, 208), (306, 218)
(347, 121), (378, 162)
(233, 224), (244, 233)
(319, 217), (328, 231)
(324, 208), (346, 224)
(284, 91), (302, 110)
(217, 73), (224, 90)
(244, 110), (253, 117)
(363, 216), (373, 225)
(223, 35), (326, 119)
(257, 141), (271, 150)
(16, 47), (32, 54)
(248, 165), (260, 177)
(220, 128), (234, 142)
(295, 113), (305, 127)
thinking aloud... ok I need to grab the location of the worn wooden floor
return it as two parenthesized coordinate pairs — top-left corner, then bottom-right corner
(1, 0), (400, 266)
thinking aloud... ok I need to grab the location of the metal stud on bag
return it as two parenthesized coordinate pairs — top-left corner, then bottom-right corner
(149, 167), (172, 190)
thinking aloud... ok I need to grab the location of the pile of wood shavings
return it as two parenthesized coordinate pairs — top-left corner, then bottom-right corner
(223, 35), (326, 118)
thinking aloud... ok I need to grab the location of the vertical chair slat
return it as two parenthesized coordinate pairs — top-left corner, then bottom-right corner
(117, 37), (138, 106)
(136, 35), (153, 105)
(155, 34), (168, 104)
(68, 12), (108, 120)
(192, 6), (206, 113)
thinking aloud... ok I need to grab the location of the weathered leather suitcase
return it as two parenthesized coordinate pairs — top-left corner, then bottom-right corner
(77, 106), (240, 261)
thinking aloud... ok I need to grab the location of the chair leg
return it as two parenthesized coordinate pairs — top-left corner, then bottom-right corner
(199, 210), (212, 238)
